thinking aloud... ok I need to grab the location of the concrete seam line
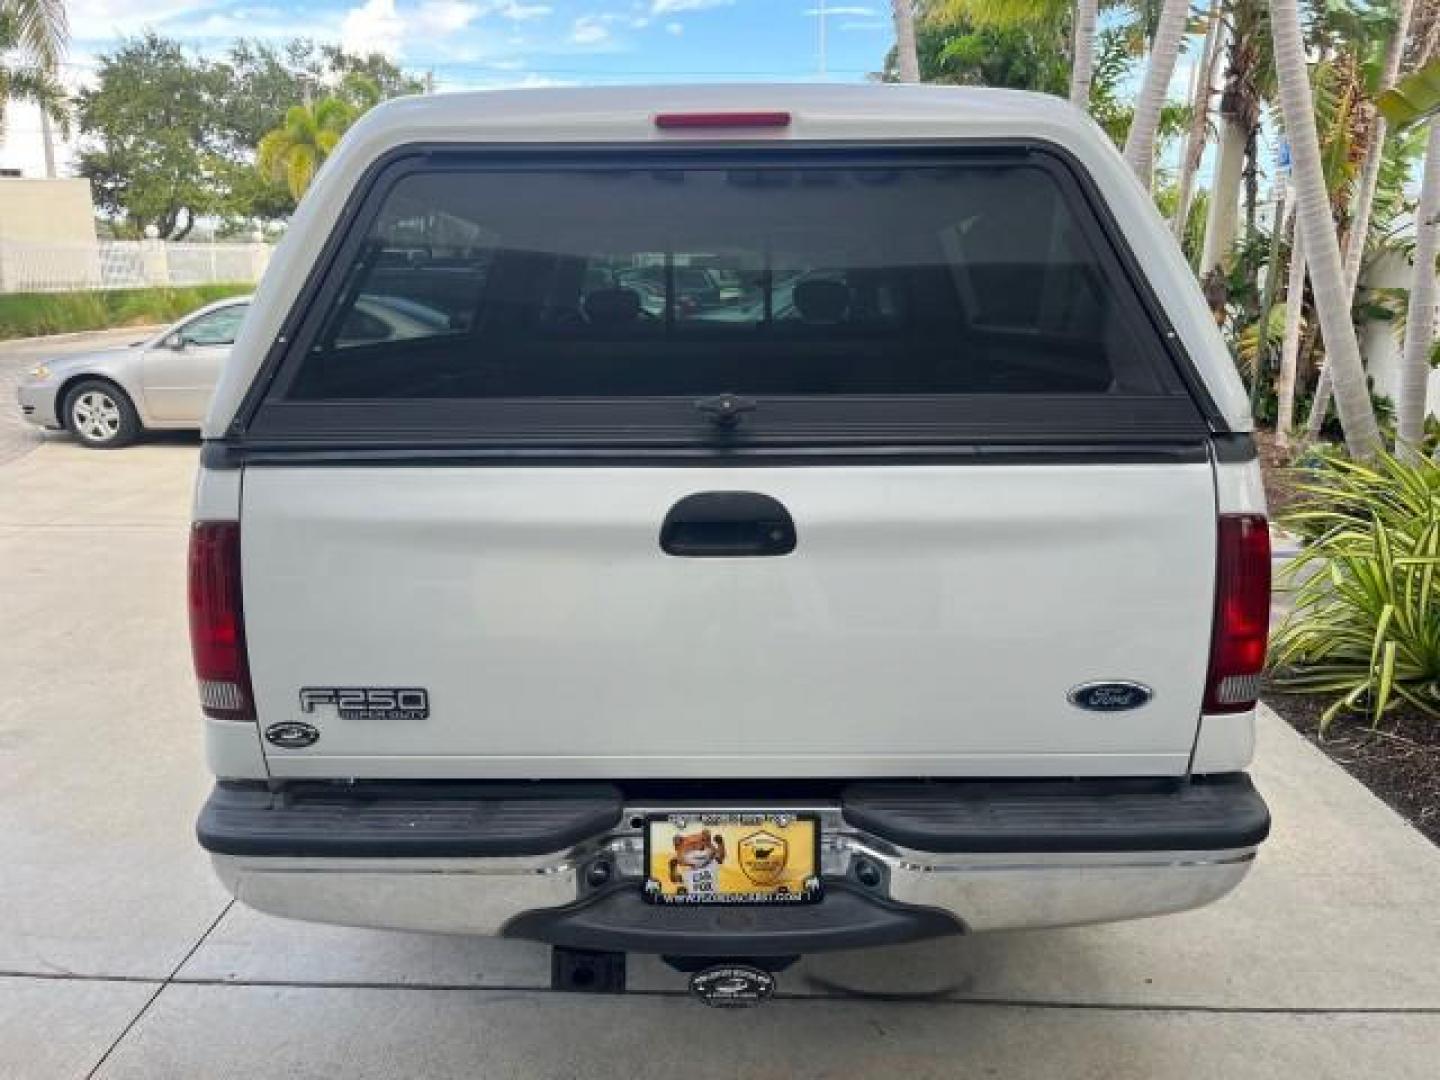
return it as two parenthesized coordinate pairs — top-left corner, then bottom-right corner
(0, 971), (163, 986)
(4, 969), (1437, 1016)
(81, 900), (235, 1080)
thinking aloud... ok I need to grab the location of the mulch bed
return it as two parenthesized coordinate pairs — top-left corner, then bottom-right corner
(1253, 429), (1306, 517)
(1263, 692), (1440, 847)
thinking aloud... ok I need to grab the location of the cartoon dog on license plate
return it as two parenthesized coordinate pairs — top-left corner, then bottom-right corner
(669, 828), (726, 896)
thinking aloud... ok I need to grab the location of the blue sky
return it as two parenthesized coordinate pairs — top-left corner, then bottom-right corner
(3, 3), (1229, 190)
(0, 0), (898, 173)
(64, 0), (895, 86)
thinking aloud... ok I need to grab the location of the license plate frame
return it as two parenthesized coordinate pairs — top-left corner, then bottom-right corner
(642, 812), (823, 906)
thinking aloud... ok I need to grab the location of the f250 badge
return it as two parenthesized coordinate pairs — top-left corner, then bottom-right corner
(299, 687), (431, 721)
(1068, 681), (1154, 712)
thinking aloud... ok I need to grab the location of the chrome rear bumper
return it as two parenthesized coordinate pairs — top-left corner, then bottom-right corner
(211, 805), (1257, 947)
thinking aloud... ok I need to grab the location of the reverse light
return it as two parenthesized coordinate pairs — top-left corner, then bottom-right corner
(1204, 514), (1271, 713)
(188, 521), (254, 721)
(654, 111), (792, 129)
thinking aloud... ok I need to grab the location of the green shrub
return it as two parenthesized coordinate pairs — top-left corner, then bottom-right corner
(0, 284), (252, 340)
(1270, 452), (1440, 727)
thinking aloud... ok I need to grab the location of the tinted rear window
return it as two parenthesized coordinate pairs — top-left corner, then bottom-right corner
(256, 148), (1205, 447)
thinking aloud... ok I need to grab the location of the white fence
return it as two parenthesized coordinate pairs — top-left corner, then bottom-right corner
(0, 239), (272, 293)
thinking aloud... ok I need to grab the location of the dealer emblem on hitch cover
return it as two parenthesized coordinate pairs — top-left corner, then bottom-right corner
(689, 964), (776, 1008)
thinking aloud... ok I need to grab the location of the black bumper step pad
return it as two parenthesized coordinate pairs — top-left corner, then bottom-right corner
(197, 780), (624, 858)
(841, 774), (1270, 853)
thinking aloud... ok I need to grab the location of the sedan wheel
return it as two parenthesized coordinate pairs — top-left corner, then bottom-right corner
(64, 381), (140, 448)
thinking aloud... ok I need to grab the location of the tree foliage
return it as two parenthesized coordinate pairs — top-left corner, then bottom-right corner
(0, 7), (67, 141)
(75, 34), (220, 240)
(886, 0), (1068, 93)
(257, 94), (362, 200)
(75, 35), (421, 238)
(0, 0), (66, 68)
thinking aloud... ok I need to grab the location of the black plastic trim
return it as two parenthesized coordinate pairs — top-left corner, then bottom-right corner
(503, 879), (962, 956)
(1211, 432), (1259, 463)
(196, 780), (624, 858)
(201, 439), (1210, 469)
(841, 773), (1270, 854)
(226, 138), (1228, 449)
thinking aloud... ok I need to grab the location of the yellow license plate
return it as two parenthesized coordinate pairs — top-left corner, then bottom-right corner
(643, 813), (821, 905)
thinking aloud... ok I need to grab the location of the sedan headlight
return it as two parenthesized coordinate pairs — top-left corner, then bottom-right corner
(27, 364), (52, 380)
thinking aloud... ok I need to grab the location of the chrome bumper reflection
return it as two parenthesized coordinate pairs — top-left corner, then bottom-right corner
(211, 805), (1257, 940)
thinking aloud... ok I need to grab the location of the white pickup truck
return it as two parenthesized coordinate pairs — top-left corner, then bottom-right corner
(191, 85), (1271, 1003)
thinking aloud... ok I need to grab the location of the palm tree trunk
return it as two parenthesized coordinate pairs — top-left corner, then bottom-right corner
(1070, 0), (1100, 107)
(1396, 119), (1440, 458)
(1303, 0), (1416, 440)
(1276, 215), (1305, 447)
(892, 0), (921, 84)
(1201, 119), (1248, 273)
(1174, 1), (1224, 241)
(1268, 0), (1384, 458)
(1122, 0), (1190, 187)
(1249, 189), (1288, 414)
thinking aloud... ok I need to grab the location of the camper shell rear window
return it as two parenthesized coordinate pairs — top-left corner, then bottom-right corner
(248, 145), (1210, 448)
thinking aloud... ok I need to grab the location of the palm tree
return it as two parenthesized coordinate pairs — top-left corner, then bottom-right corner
(1306, 0), (1418, 439)
(257, 97), (355, 201)
(1376, 57), (1440, 456)
(0, 8), (66, 143)
(1395, 118), (1440, 457)
(937, 0), (1087, 97)
(0, 0), (65, 68)
(1071, 0), (1099, 106)
(1173, 0), (1225, 240)
(1199, 0), (1271, 277)
(893, 0), (922, 82)
(1274, 218), (1306, 445)
(1122, 0), (1191, 186)
(1269, 0), (1384, 457)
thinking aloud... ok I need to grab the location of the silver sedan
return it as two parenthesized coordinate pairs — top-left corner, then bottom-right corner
(15, 297), (251, 448)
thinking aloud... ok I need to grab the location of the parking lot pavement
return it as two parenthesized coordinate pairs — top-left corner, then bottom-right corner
(3, 436), (1439, 1079)
(0, 328), (159, 465)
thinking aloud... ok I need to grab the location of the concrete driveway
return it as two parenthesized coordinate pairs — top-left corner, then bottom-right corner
(2, 336), (1439, 1078)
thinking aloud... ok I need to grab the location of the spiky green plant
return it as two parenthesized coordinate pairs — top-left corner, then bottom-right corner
(1270, 452), (1440, 728)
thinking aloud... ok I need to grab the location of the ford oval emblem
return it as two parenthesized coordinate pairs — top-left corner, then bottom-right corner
(1067, 681), (1154, 712)
(265, 721), (320, 748)
(689, 964), (776, 1008)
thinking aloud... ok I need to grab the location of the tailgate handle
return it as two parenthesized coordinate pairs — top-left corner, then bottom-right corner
(660, 492), (796, 557)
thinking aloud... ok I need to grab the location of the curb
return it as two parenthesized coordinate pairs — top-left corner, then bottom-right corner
(1271, 527), (1302, 562)
(0, 325), (163, 348)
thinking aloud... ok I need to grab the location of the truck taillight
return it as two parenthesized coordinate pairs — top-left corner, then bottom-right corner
(188, 522), (254, 721)
(1204, 514), (1271, 713)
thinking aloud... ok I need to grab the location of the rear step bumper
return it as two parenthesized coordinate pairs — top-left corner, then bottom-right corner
(200, 775), (1268, 951)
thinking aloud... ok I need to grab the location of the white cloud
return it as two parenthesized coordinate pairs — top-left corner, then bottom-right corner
(571, 14), (611, 44)
(804, 5), (878, 15)
(416, 0), (482, 33)
(651, 0), (732, 13)
(666, 20), (683, 34)
(68, 0), (202, 40)
(488, 1), (552, 19)
(342, 0), (406, 58)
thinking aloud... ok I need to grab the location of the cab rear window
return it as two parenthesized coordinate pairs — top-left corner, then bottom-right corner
(255, 147), (1205, 446)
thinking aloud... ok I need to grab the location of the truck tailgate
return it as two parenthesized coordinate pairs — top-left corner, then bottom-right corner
(241, 461), (1216, 778)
